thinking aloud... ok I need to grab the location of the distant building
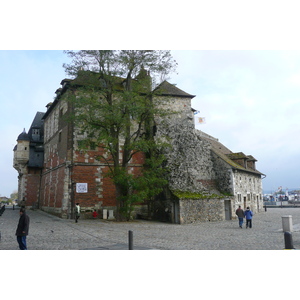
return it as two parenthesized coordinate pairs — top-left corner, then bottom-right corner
(0, 196), (9, 204)
(13, 112), (44, 207)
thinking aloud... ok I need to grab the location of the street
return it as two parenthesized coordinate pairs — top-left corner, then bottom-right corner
(1, 206), (300, 250)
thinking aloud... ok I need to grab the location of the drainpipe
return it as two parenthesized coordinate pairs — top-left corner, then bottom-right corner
(37, 168), (43, 209)
(230, 169), (236, 218)
(231, 169), (236, 196)
(70, 181), (75, 219)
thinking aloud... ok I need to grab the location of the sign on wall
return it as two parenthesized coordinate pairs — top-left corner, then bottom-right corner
(76, 183), (88, 193)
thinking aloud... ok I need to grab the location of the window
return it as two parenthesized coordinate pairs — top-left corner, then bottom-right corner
(90, 142), (96, 150)
(78, 140), (96, 150)
(32, 129), (40, 141)
(238, 194), (241, 202)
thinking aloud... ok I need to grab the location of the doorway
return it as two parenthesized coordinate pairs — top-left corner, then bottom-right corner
(224, 200), (231, 220)
(173, 200), (180, 224)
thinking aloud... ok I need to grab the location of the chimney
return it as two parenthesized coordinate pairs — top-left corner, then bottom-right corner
(46, 102), (53, 110)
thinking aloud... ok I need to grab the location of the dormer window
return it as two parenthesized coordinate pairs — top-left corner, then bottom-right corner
(32, 129), (40, 141)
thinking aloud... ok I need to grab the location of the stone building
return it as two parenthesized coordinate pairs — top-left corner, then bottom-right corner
(199, 131), (265, 221)
(13, 71), (265, 223)
(13, 112), (44, 207)
(152, 114), (264, 224)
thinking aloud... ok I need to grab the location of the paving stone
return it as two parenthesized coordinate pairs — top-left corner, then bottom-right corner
(1, 206), (300, 250)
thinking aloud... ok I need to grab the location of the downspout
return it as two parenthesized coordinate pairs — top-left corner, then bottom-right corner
(69, 91), (75, 220)
(37, 168), (43, 209)
(230, 169), (236, 198)
(230, 168), (236, 219)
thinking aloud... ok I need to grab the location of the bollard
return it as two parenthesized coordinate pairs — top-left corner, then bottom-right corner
(103, 209), (107, 220)
(284, 232), (294, 249)
(282, 215), (293, 232)
(128, 230), (133, 250)
(264, 205), (267, 212)
(108, 210), (114, 220)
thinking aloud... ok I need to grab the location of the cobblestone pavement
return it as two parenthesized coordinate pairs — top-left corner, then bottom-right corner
(1, 206), (300, 250)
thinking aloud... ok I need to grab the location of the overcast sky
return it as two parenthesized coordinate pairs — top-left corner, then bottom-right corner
(173, 50), (300, 193)
(1, 50), (300, 196)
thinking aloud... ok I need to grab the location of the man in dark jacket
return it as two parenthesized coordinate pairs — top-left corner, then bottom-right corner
(15, 208), (30, 250)
(235, 205), (245, 229)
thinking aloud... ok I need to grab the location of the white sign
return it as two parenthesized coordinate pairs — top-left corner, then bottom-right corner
(76, 183), (88, 193)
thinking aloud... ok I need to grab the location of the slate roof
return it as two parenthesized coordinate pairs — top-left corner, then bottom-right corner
(199, 130), (264, 176)
(154, 81), (195, 98)
(28, 112), (45, 168)
(45, 71), (146, 120)
(28, 112), (45, 139)
(44, 73), (195, 120)
(17, 111), (44, 142)
(17, 130), (30, 141)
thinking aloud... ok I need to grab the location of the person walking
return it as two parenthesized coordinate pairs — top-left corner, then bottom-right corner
(244, 207), (253, 228)
(75, 203), (80, 223)
(235, 205), (245, 228)
(15, 208), (30, 250)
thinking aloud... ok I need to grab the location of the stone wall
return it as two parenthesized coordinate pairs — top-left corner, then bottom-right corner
(211, 151), (233, 194)
(157, 122), (219, 195)
(152, 96), (230, 223)
(179, 198), (225, 224)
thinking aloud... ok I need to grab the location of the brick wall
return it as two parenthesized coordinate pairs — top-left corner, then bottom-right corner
(26, 168), (42, 207)
(40, 165), (67, 216)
